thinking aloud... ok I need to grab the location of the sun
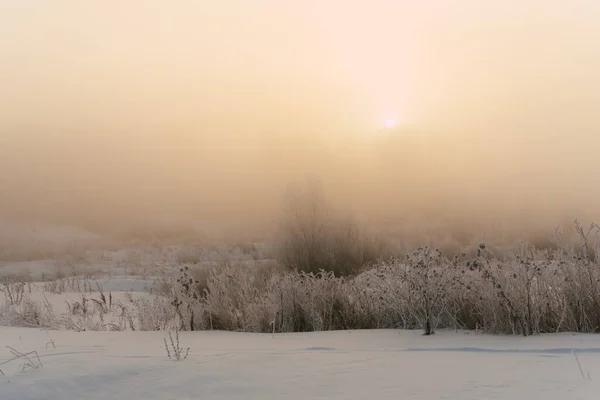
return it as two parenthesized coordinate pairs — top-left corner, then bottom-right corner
(384, 118), (396, 129)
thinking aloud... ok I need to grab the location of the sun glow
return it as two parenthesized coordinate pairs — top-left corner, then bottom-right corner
(384, 119), (396, 129)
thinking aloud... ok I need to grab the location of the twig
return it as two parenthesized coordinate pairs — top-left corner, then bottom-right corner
(164, 329), (190, 361)
(0, 346), (43, 373)
(572, 350), (590, 380)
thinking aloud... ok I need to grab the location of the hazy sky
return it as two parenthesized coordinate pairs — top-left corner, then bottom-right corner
(1, 1), (599, 233)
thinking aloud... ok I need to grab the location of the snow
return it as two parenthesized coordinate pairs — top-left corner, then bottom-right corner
(1, 328), (599, 400)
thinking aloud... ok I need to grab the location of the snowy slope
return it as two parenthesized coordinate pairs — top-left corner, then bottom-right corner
(1, 329), (599, 400)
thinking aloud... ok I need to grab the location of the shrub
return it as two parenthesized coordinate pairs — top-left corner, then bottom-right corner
(149, 220), (600, 336)
(6, 219), (600, 338)
(0, 297), (55, 328)
(278, 178), (385, 276)
(395, 247), (454, 335)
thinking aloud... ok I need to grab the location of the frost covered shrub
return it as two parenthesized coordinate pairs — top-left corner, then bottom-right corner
(467, 244), (552, 335)
(452, 231), (600, 336)
(358, 248), (469, 335)
(202, 263), (269, 331)
(0, 297), (55, 328)
(268, 270), (342, 332)
(168, 262), (409, 333)
(395, 247), (456, 335)
(67, 219), (596, 336)
(131, 296), (176, 331)
(0, 280), (26, 306)
(352, 266), (408, 328)
(163, 262), (277, 332)
(191, 266), (398, 333)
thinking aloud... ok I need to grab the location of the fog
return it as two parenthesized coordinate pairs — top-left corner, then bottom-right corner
(1, 1), (599, 241)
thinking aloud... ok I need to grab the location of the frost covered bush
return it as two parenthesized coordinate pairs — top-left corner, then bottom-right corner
(129, 295), (175, 331)
(1, 280), (26, 306)
(202, 263), (269, 331)
(460, 230), (600, 336)
(394, 247), (455, 335)
(466, 244), (556, 335)
(164, 259), (438, 334)
(150, 220), (600, 336)
(0, 297), (55, 328)
(3, 220), (600, 337)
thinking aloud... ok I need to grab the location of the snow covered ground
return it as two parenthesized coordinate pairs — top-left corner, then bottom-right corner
(1, 328), (599, 400)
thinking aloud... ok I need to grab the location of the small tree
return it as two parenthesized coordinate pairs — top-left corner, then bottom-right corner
(398, 247), (453, 335)
(278, 176), (383, 276)
(279, 177), (331, 274)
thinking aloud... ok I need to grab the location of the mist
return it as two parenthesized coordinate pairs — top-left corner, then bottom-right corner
(1, 0), (599, 243)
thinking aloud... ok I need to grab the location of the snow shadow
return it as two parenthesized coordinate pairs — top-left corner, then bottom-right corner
(404, 347), (600, 355)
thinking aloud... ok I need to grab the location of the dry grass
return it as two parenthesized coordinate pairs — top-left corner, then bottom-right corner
(145, 220), (600, 336)
(2, 217), (600, 337)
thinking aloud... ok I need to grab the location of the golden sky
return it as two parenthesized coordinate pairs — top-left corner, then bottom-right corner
(1, 1), (599, 233)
